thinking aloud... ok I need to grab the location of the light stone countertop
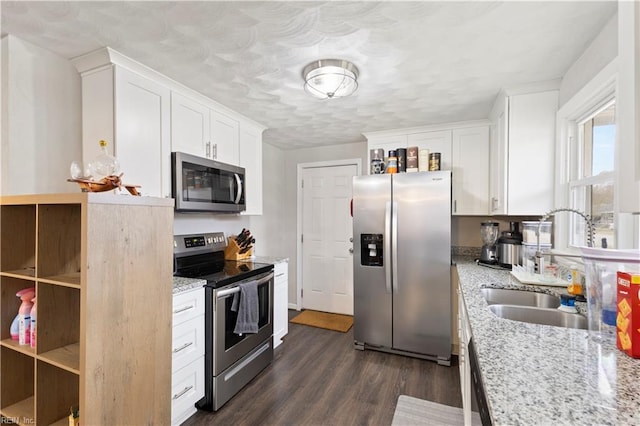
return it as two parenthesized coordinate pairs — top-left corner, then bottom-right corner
(241, 255), (289, 265)
(455, 256), (640, 425)
(172, 276), (206, 294)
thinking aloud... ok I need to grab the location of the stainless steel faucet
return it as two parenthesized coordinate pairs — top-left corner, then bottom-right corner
(534, 208), (594, 273)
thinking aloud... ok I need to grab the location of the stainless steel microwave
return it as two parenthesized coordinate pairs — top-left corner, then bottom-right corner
(171, 152), (246, 213)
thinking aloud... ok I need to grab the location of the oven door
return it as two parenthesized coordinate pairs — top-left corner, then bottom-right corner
(212, 270), (273, 375)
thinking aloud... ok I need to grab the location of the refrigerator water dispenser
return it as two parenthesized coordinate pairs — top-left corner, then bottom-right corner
(360, 234), (383, 266)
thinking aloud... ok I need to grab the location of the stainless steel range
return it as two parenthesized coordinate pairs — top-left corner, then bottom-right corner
(173, 232), (274, 411)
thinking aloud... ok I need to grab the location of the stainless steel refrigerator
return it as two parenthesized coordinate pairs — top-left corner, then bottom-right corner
(352, 171), (451, 365)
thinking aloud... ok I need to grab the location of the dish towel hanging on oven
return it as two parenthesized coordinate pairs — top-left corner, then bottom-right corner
(231, 280), (259, 334)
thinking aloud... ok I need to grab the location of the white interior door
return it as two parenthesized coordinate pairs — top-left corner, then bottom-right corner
(301, 164), (357, 315)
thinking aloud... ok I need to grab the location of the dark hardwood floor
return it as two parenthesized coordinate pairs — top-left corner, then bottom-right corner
(183, 310), (462, 426)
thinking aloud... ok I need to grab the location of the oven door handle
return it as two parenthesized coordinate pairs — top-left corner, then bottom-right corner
(216, 271), (274, 299)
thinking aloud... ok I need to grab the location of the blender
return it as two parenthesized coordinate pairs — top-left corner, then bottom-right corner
(479, 222), (499, 265)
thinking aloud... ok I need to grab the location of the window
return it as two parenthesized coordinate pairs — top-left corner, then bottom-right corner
(569, 101), (616, 248)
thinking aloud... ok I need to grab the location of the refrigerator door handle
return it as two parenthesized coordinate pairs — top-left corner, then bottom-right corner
(384, 201), (392, 294)
(392, 201), (399, 293)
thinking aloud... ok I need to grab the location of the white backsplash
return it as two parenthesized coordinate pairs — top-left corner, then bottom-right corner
(173, 212), (250, 243)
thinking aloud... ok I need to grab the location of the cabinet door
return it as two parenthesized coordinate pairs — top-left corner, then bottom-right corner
(489, 101), (508, 215)
(273, 261), (288, 348)
(171, 92), (209, 158)
(239, 123), (263, 215)
(408, 130), (452, 170)
(452, 126), (489, 215)
(367, 135), (408, 173)
(507, 91), (558, 215)
(114, 67), (170, 198)
(210, 110), (239, 165)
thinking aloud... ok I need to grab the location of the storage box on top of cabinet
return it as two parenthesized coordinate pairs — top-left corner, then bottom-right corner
(0, 193), (174, 426)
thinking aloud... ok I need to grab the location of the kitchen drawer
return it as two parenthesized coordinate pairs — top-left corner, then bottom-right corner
(171, 355), (205, 426)
(274, 261), (287, 282)
(172, 316), (205, 369)
(173, 287), (205, 326)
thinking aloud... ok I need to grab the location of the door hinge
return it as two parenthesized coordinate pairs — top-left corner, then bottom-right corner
(301, 234), (303, 243)
(301, 289), (303, 298)
(301, 179), (304, 188)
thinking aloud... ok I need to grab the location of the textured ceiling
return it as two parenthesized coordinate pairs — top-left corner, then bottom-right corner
(1, 1), (617, 149)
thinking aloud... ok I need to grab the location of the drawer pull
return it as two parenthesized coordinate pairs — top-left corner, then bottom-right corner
(173, 385), (194, 400)
(173, 305), (195, 314)
(173, 342), (194, 353)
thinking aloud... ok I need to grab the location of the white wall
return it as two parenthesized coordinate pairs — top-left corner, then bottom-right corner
(249, 142), (286, 257)
(558, 14), (618, 108)
(1, 35), (82, 195)
(282, 141), (367, 306)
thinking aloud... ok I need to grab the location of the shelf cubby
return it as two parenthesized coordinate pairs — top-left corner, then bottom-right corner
(36, 360), (79, 426)
(37, 204), (81, 283)
(0, 276), (36, 346)
(0, 205), (36, 276)
(36, 283), (79, 368)
(0, 347), (35, 424)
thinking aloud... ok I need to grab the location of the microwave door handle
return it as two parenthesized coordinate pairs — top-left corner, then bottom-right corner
(234, 173), (243, 204)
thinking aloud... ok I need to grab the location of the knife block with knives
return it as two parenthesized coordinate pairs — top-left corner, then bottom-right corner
(224, 229), (254, 260)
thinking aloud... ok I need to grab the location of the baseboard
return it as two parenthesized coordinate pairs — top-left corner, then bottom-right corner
(288, 303), (298, 310)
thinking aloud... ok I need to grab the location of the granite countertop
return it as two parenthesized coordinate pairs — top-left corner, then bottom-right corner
(172, 276), (206, 294)
(454, 256), (640, 425)
(244, 255), (289, 265)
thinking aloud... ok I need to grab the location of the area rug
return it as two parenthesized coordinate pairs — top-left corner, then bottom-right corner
(391, 395), (481, 425)
(289, 310), (353, 332)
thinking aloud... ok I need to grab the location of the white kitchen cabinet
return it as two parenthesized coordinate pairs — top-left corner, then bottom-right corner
(239, 121), (265, 215)
(171, 92), (239, 165)
(365, 124), (490, 215)
(408, 130), (453, 171)
(452, 126), (490, 215)
(273, 260), (289, 348)
(367, 135), (408, 172)
(73, 49), (171, 198)
(171, 286), (205, 426)
(171, 92), (209, 158)
(457, 270), (472, 426)
(490, 90), (558, 215)
(211, 110), (240, 165)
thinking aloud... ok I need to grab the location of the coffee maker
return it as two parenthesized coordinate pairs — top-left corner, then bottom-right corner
(479, 222), (499, 265)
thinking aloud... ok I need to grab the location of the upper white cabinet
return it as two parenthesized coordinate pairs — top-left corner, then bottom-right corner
(452, 127), (489, 215)
(171, 92), (209, 158)
(367, 134), (408, 168)
(364, 122), (490, 215)
(490, 90), (559, 215)
(408, 130), (453, 171)
(239, 121), (264, 215)
(73, 47), (265, 211)
(171, 92), (240, 165)
(73, 51), (171, 198)
(211, 110), (240, 165)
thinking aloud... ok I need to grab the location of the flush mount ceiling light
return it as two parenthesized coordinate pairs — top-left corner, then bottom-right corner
(302, 59), (359, 99)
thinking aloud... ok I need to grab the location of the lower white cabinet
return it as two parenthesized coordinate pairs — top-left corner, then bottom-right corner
(273, 260), (289, 348)
(457, 272), (472, 426)
(172, 286), (205, 425)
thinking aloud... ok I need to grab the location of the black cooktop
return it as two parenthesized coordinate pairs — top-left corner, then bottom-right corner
(175, 251), (273, 288)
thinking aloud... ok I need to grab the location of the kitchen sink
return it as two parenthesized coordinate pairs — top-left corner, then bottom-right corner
(489, 304), (588, 329)
(481, 288), (560, 308)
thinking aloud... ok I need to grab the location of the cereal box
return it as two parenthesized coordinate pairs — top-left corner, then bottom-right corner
(617, 272), (640, 358)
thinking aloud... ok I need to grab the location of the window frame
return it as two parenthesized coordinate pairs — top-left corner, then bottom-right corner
(556, 60), (622, 256)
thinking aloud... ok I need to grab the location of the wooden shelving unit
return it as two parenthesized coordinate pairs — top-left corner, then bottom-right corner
(0, 193), (174, 425)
